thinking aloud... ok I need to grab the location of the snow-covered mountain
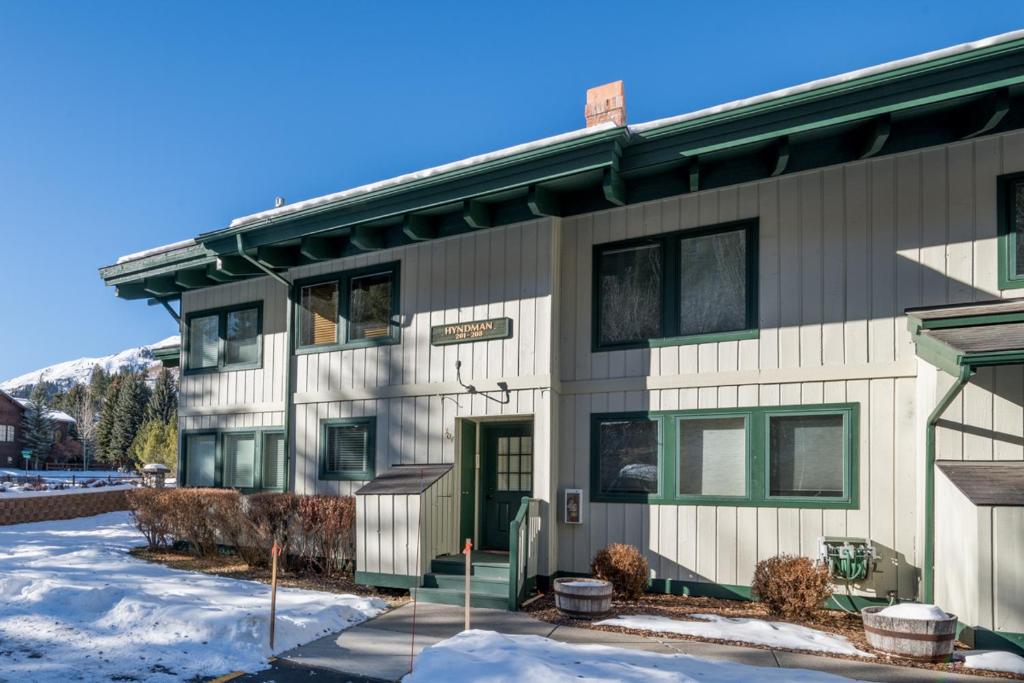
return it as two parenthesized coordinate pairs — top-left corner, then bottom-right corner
(0, 336), (180, 396)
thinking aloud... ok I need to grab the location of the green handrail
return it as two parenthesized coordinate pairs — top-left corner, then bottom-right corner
(507, 496), (532, 610)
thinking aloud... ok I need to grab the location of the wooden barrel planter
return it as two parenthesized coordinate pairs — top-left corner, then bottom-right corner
(553, 578), (613, 618)
(861, 606), (958, 662)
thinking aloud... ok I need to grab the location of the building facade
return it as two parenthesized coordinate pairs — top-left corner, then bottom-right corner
(101, 32), (1024, 652)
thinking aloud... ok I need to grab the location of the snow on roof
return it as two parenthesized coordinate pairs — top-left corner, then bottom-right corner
(149, 335), (181, 350)
(227, 121), (620, 229)
(115, 238), (196, 265)
(11, 398), (76, 423)
(629, 28), (1024, 134)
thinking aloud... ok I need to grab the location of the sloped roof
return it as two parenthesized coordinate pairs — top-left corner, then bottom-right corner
(356, 464), (452, 495)
(938, 461), (1024, 506)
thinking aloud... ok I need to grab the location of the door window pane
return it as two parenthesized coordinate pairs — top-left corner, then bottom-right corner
(225, 308), (259, 366)
(1015, 180), (1024, 276)
(679, 417), (746, 496)
(300, 282), (339, 346)
(597, 243), (663, 345)
(680, 228), (748, 336)
(189, 315), (219, 369)
(349, 272), (393, 340)
(769, 414), (845, 498)
(223, 433), (256, 488)
(596, 418), (659, 494)
(186, 434), (216, 487)
(262, 432), (286, 490)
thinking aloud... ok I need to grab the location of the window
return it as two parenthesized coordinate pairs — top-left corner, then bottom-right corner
(223, 433), (256, 489)
(497, 435), (533, 492)
(998, 173), (1024, 289)
(185, 433), (217, 487)
(320, 418), (376, 480)
(297, 263), (400, 351)
(262, 432), (287, 491)
(185, 303), (262, 373)
(0, 425), (14, 442)
(593, 416), (660, 500)
(593, 220), (757, 349)
(182, 429), (284, 491)
(591, 404), (857, 507)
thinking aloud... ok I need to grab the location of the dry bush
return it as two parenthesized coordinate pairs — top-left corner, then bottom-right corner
(296, 495), (356, 576)
(166, 489), (239, 557)
(591, 543), (650, 600)
(243, 493), (299, 568)
(205, 489), (263, 564)
(126, 488), (174, 549)
(752, 554), (832, 619)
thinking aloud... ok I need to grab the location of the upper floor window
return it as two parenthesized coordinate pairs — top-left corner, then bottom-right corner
(998, 172), (1024, 289)
(593, 220), (758, 350)
(185, 303), (262, 373)
(296, 263), (400, 351)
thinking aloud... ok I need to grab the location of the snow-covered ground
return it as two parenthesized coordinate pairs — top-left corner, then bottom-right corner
(0, 512), (385, 681)
(958, 650), (1024, 675)
(406, 630), (854, 682)
(0, 469), (142, 497)
(596, 614), (870, 657)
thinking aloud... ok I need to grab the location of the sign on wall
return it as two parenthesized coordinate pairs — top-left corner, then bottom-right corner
(430, 317), (513, 346)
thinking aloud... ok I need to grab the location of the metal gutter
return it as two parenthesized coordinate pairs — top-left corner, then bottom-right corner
(923, 364), (973, 603)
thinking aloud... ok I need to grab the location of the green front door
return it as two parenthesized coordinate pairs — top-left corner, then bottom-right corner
(480, 422), (533, 551)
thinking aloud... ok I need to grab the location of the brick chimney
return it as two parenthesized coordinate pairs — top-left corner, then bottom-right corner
(585, 80), (626, 127)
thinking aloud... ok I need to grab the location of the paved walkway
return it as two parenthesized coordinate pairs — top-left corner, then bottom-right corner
(235, 602), (994, 682)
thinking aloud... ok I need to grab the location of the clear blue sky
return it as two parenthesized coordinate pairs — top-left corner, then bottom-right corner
(0, 1), (1021, 380)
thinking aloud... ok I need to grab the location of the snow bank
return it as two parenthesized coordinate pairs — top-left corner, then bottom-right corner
(877, 603), (949, 620)
(406, 630), (854, 682)
(0, 512), (385, 681)
(596, 614), (870, 657)
(959, 650), (1024, 675)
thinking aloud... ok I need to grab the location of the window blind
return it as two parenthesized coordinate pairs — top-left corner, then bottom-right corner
(186, 434), (216, 487)
(678, 417), (746, 496)
(223, 433), (256, 488)
(189, 315), (219, 369)
(769, 415), (844, 497)
(262, 432), (286, 490)
(300, 283), (338, 346)
(324, 424), (368, 473)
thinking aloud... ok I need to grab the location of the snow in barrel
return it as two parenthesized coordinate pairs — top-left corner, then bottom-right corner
(861, 603), (958, 662)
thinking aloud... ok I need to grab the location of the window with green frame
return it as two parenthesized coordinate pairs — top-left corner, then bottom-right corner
(181, 429), (286, 492)
(592, 220), (758, 350)
(184, 302), (262, 373)
(998, 172), (1024, 289)
(590, 403), (858, 508)
(320, 417), (376, 481)
(296, 263), (400, 352)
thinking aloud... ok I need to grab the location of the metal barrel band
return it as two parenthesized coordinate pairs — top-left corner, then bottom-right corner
(862, 624), (954, 642)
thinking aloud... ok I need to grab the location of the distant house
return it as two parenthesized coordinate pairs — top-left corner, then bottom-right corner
(0, 390), (81, 467)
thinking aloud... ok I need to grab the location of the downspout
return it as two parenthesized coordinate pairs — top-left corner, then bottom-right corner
(235, 234), (294, 491)
(923, 363), (973, 603)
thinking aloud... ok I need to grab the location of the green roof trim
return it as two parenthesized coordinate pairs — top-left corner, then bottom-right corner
(907, 300), (1024, 375)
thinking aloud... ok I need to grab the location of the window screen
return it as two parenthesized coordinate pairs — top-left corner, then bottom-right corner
(189, 315), (219, 369)
(597, 243), (663, 346)
(323, 422), (371, 476)
(596, 418), (659, 495)
(349, 272), (393, 340)
(262, 432), (286, 490)
(679, 228), (748, 336)
(496, 435), (533, 492)
(1015, 180), (1024, 277)
(300, 282), (339, 346)
(186, 433), (216, 487)
(678, 416), (746, 497)
(225, 308), (259, 366)
(223, 433), (256, 489)
(769, 414), (845, 498)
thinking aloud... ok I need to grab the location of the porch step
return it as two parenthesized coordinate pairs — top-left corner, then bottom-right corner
(422, 572), (509, 596)
(412, 585), (510, 610)
(430, 555), (509, 581)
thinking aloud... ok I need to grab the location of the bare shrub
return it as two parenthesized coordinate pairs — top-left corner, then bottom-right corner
(296, 495), (356, 576)
(591, 543), (649, 600)
(752, 554), (832, 619)
(166, 489), (237, 557)
(126, 488), (174, 549)
(243, 493), (299, 568)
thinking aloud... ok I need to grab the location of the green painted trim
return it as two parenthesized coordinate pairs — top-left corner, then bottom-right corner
(997, 172), (1024, 290)
(179, 427), (285, 492)
(507, 496), (530, 610)
(459, 419), (476, 546)
(293, 262), (401, 354)
(151, 345), (181, 368)
(318, 417), (376, 481)
(591, 219), (758, 352)
(914, 311), (1024, 330)
(971, 628), (1024, 656)
(590, 403), (860, 509)
(182, 302), (264, 376)
(923, 365), (972, 604)
(355, 571), (419, 590)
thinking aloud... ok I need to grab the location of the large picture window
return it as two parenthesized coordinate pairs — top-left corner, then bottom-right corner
(296, 263), (400, 351)
(998, 172), (1024, 289)
(593, 220), (757, 350)
(320, 418), (376, 481)
(185, 303), (262, 373)
(591, 403), (857, 507)
(181, 429), (285, 491)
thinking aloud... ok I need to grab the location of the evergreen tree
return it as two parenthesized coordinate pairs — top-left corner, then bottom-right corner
(130, 419), (177, 470)
(94, 373), (124, 462)
(108, 371), (151, 468)
(20, 387), (54, 466)
(146, 368), (177, 424)
(89, 366), (111, 404)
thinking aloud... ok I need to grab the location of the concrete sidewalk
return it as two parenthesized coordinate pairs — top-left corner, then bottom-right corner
(235, 602), (995, 682)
